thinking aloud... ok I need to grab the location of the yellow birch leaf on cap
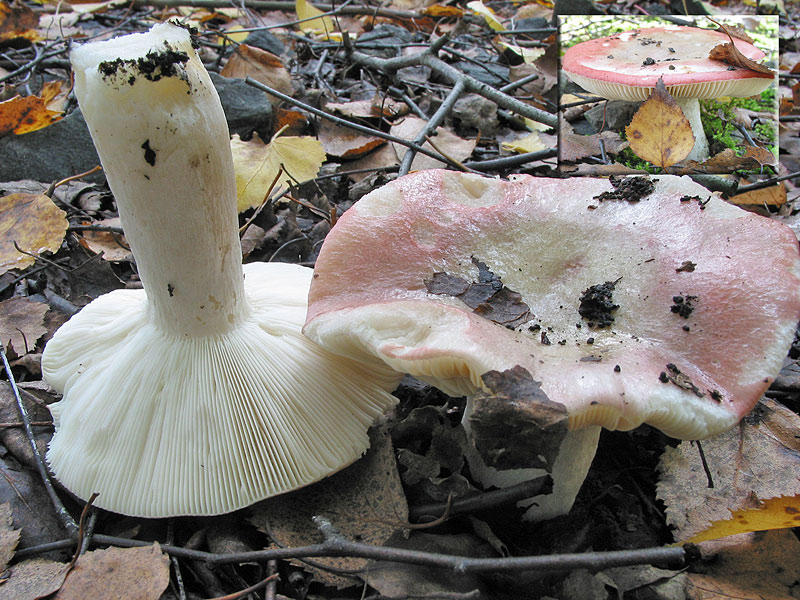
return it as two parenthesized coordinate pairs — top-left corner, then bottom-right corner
(625, 78), (694, 168)
(230, 133), (326, 212)
(296, 0), (336, 36)
(685, 494), (800, 544)
(466, 0), (506, 32)
(0, 193), (68, 276)
(501, 131), (546, 154)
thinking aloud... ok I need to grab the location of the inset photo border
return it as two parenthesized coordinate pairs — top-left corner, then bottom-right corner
(558, 15), (779, 176)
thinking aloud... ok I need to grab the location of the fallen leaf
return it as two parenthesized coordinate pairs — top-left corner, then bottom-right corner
(501, 131), (546, 154)
(317, 120), (386, 159)
(77, 217), (130, 261)
(498, 41), (545, 65)
(0, 558), (69, 600)
(325, 97), (408, 120)
(0, 193), (68, 276)
(657, 397), (800, 541)
(625, 78), (695, 168)
(728, 184), (786, 206)
(249, 426), (408, 589)
(690, 147), (777, 171)
(466, 0), (505, 32)
(0, 297), (48, 355)
(54, 544), (170, 600)
(686, 494), (800, 544)
(0, 93), (63, 137)
(390, 116), (476, 171)
(708, 42), (775, 76)
(230, 132), (326, 212)
(559, 121), (628, 162)
(220, 44), (293, 109)
(0, 503), (19, 573)
(295, 0), (336, 37)
(0, 0), (38, 43)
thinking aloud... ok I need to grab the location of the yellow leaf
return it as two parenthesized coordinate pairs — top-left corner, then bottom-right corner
(501, 131), (545, 154)
(0, 193), (68, 276)
(624, 78), (695, 168)
(466, 0), (505, 32)
(0, 94), (62, 136)
(729, 183), (786, 207)
(296, 0), (336, 36)
(219, 25), (249, 44)
(230, 133), (326, 213)
(498, 41), (544, 65)
(422, 5), (464, 17)
(523, 118), (551, 132)
(685, 494), (800, 544)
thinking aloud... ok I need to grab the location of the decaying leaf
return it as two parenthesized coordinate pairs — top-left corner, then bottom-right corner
(692, 147), (777, 171)
(559, 121), (629, 162)
(0, 558), (69, 600)
(317, 119), (386, 159)
(708, 43), (775, 76)
(230, 132), (326, 212)
(220, 44), (293, 108)
(728, 184), (786, 207)
(0, 503), (19, 573)
(0, 193), (68, 276)
(54, 543), (170, 600)
(0, 93), (63, 137)
(0, 297), (48, 355)
(326, 97), (408, 120)
(0, 0), (38, 43)
(248, 426), (408, 589)
(686, 494), (800, 544)
(625, 79), (695, 168)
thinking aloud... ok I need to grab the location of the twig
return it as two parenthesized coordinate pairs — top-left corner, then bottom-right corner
(463, 148), (557, 171)
(244, 78), (465, 169)
(409, 475), (552, 521)
(204, 573), (280, 600)
(694, 440), (714, 489)
(735, 170), (800, 194)
(129, 0), (418, 19)
(68, 493), (99, 569)
(0, 354), (78, 536)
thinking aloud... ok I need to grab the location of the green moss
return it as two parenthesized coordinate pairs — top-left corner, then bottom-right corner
(615, 146), (660, 173)
(699, 88), (776, 157)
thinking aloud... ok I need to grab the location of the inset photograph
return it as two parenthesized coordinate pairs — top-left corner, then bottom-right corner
(559, 15), (778, 175)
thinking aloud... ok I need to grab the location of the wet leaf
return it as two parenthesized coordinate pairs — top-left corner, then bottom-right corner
(686, 494), (800, 544)
(625, 79), (694, 168)
(0, 297), (47, 355)
(230, 132), (326, 212)
(0, 193), (68, 276)
(249, 426), (407, 589)
(54, 544), (169, 600)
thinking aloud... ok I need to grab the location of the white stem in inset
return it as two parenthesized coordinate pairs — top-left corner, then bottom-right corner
(675, 97), (709, 163)
(71, 24), (246, 337)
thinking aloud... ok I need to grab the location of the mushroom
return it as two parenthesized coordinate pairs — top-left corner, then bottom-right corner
(562, 26), (774, 162)
(41, 24), (400, 517)
(304, 169), (800, 520)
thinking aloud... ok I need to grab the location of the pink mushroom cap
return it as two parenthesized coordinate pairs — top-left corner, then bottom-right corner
(305, 170), (800, 441)
(562, 26), (774, 101)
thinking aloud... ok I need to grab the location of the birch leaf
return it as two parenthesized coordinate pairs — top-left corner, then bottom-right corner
(685, 494), (800, 544)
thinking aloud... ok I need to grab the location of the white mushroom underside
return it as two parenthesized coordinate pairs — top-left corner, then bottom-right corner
(43, 263), (400, 517)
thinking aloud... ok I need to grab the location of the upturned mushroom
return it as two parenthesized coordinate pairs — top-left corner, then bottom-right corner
(304, 169), (800, 520)
(41, 24), (400, 517)
(562, 26), (774, 162)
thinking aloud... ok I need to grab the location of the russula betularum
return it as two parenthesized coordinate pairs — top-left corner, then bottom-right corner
(41, 24), (400, 517)
(562, 26), (775, 162)
(304, 169), (800, 520)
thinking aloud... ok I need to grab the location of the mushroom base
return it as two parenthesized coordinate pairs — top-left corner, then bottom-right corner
(676, 97), (709, 163)
(42, 262), (401, 517)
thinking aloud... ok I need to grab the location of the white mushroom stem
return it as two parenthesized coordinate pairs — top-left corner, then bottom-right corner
(70, 25), (245, 337)
(675, 97), (709, 163)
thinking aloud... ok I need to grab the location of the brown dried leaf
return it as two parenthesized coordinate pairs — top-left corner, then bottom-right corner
(708, 43), (775, 76)
(0, 0), (38, 43)
(0, 193), (68, 275)
(0, 558), (69, 600)
(558, 122), (629, 163)
(728, 184), (786, 207)
(693, 147), (777, 171)
(0, 297), (47, 356)
(317, 120), (386, 159)
(54, 543), (170, 600)
(625, 79), (694, 168)
(248, 426), (407, 589)
(325, 98), (408, 120)
(0, 503), (19, 573)
(220, 44), (293, 108)
(389, 116), (476, 171)
(77, 217), (130, 262)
